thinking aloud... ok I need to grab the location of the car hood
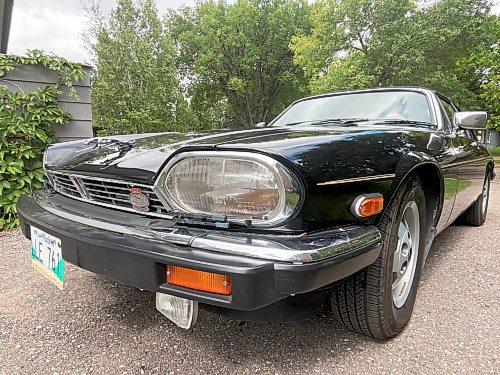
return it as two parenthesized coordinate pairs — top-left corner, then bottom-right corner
(45, 125), (434, 185)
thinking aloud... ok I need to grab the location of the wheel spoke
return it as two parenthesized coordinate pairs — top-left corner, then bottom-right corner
(395, 220), (411, 274)
(398, 221), (407, 241)
(392, 247), (402, 273)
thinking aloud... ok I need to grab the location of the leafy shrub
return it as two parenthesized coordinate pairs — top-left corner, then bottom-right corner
(0, 50), (86, 229)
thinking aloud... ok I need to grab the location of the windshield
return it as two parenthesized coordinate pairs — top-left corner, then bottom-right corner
(272, 91), (433, 126)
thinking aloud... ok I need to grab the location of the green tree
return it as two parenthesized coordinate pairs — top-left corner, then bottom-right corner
(292, 0), (418, 90)
(292, 0), (497, 109)
(479, 43), (500, 130)
(85, 0), (186, 134)
(169, 0), (311, 128)
(411, 0), (498, 108)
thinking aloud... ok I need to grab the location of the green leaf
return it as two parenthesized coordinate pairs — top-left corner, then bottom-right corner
(0, 50), (82, 228)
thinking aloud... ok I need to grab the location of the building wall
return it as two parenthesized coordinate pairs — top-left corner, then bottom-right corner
(0, 63), (93, 142)
(485, 130), (500, 148)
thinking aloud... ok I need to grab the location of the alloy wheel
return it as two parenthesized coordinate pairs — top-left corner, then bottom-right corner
(392, 201), (420, 308)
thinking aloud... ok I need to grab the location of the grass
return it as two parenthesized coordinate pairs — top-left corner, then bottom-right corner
(444, 178), (472, 198)
(487, 147), (500, 156)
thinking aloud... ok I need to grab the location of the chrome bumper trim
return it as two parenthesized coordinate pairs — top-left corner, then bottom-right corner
(33, 191), (382, 264)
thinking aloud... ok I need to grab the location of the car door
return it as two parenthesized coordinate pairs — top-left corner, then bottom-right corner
(434, 97), (459, 232)
(437, 95), (486, 222)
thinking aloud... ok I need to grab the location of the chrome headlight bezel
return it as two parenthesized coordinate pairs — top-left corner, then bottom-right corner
(42, 147), (55, 188)
(154, 151), (304, 227)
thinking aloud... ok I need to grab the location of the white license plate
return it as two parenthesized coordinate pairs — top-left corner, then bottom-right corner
(30, 226), (64, 289)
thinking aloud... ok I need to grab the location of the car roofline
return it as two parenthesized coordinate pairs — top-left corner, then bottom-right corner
(290, 86), (436, 105)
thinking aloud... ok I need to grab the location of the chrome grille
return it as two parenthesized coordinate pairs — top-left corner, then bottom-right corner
(78, 176), (167, 213)
(48, 171), (171, 216)
(51, 173), (81, 198)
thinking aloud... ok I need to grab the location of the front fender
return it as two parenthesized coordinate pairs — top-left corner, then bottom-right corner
(380, 153), (445, 261)
(391, 152), (443, 199)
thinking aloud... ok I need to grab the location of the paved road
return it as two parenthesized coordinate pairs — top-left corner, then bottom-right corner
(1, 181), (499, 375)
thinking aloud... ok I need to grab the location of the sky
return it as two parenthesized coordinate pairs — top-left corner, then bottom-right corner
(8, 0), (196, 64)
(7, 0), (500, 64)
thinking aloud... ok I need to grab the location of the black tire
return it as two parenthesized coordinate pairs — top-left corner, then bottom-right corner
(331, 176), (427, 339)
(460, 173), (490, 226)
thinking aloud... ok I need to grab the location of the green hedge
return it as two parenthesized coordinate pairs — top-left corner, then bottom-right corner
(0, 50), (86, 230)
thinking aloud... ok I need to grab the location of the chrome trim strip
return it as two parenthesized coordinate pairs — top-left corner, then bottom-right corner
(442, 157), (492, 169)
(49, 170), (155, 189)
(317, 174), (396, 186)
(49, 190), (175, 220)
(34, 191), (381, 263)
(189, 231), (381, 263)
(41, 203), (148, 237)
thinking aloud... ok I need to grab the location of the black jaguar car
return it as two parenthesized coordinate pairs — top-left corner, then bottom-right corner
(18, 87), (494, 339)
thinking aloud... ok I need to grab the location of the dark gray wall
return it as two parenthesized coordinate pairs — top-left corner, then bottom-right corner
(485, 130), (500, 148)
(0, 63), (93, 142)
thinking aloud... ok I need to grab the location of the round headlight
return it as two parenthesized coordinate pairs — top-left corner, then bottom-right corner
(159, 152), (302, 226)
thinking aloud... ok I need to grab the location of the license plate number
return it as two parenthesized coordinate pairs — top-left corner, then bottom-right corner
(30, 226), (64, 289)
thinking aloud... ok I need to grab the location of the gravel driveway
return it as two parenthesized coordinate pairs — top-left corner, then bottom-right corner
(1, 181), (499, 375)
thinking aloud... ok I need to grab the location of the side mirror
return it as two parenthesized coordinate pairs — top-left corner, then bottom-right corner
(453, 111), (488, 130)
(254, 122), (266, 128)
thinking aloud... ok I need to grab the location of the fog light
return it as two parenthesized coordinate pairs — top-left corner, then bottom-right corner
(155, 292), (198, 329)
(351, 193), (384, 218)
(166, 265), (232, 295)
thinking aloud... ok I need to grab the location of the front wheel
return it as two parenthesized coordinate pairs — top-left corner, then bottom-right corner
(331, 176), (426, 339)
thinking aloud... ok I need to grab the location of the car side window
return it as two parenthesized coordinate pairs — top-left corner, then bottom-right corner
(437, 99), (452, 130)
(440, 98), (456, 121)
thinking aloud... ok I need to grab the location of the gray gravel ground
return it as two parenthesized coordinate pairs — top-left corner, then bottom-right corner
(1, 181), (499, 375)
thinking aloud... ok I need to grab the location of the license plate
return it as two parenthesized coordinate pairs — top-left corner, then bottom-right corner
(30, 226), (64, 289)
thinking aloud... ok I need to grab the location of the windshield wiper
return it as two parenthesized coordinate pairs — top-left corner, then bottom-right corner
(279, 120), (311, 126)
(372, 119), (435, 128)
(86, 138), (134, 168)
(309, 118), (371, 126)
(87, 138), (133, 151)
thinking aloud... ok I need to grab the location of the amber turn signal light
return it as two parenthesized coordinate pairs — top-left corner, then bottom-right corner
(351, 194), (384, 218)
(166, 265), (232, 295)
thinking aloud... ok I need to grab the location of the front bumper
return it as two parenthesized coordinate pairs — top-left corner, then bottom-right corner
(18, 191), (382, 311)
